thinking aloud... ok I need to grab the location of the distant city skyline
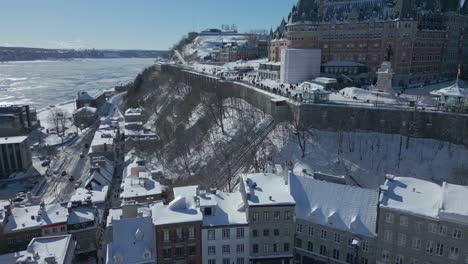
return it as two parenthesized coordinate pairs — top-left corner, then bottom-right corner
(0, 0), (295, 50)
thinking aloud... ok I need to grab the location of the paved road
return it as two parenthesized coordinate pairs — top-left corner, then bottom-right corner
(40, 92), (126, 204)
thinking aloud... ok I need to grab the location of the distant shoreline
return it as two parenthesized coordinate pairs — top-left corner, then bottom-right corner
(0, 57), (159, 64)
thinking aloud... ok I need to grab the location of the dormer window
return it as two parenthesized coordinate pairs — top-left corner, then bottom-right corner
(204, 207), (212, 216)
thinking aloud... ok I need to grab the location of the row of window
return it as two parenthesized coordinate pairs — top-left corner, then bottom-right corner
(162, 245), (197, 259)
(381, 250), (468, 264)
(252, 227), (288, 237)
(384, 213), (463, 239)
(383, 232), (463, 260)
(207, 244), (245, 255)
(163, 226), (196, 242)
(251, 210), (291, 222)
(207, 227), (244, 240)
(208, 257), (245, 264)
(252, 243), (290, 254)
(296, 224), (369, 251)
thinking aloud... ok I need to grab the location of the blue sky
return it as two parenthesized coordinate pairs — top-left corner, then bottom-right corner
(0, 0), (295, 50)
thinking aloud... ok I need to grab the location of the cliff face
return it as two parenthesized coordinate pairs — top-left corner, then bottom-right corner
(122, 67), (266, 188)
(124, 66), (468, 189)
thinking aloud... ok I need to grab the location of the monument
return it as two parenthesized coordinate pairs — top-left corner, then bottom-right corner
(373, 45), (395, 95)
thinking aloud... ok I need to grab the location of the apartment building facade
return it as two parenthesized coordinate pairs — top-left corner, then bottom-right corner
(240, 172), (296, 264)
(200, 190), (249, 264)
(378, 176), (468, 264)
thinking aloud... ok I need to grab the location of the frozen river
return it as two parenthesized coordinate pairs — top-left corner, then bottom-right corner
(0, 58), (156, 109)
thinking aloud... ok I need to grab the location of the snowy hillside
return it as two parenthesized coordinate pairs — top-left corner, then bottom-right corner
(266, 126), (468, 188)
(182, 34), (249, 59)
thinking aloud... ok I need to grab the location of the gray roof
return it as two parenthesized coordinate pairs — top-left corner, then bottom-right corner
(290, 174), (379, 237)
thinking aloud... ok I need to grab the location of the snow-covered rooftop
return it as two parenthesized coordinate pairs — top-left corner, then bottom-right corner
(67, 206), (97, 225)
(4, 204), (68, 233)
(151, 185), (202, 226)
(322, 60), (366, 67)
(120, 172), (162, 200)
(107, 217), (155, 264)
(124, 108), (143, 116)
(380, 176), (442, 219)
(199, 190), (247, 227)
(84, 158), (114, 191)
(106, 205), (152, 228)
(90, 129), (116, 148)
(241, 173), (295, 207)
(71, 187), (109, 205)
(74, 106), (97, 115)
(0, 136), (28, 145)
(0, 235), (74, 264)
(430, 82), (468, 98)
(290, 174), (379, 237)
(77, 92), (94, 101)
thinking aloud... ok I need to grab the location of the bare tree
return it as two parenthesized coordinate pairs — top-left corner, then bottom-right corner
(48, 108), (61, 135)
(201, 93), (226, 134)
(290, 111), (313, 158)
(58, 110), (70, 138)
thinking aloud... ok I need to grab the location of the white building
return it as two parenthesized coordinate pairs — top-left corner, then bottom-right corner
(430, 81), (468, 111)
(0, 235), (75, 264)
(106, 216), (156, 264)
(280, 49), (321, 84)
(89, 129), (117, 160)
(199, 189), (249, 264)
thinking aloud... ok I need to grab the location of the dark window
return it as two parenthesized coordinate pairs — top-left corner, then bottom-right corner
(204, 207), (212, 215)
(284, 243), (290, 252)
(176, 247), (184, 257)
(163, 248), (172, 259)
(295, 238), (302, 248)
(273, 229), (279, 236)
(188, 245), (196, 256)
(252, 229), (258, 237)
(263, 229), (269, 237)
(253, 244), (259, 254)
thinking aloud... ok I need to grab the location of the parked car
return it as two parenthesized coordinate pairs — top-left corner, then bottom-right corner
(84, 143), (89, 148)
(74, 180), (82, 189)
(69, 176), (74, 182)
(61, 171), (67, 176)
(80, 153), (85, 158)
(41, 160), (50, 167)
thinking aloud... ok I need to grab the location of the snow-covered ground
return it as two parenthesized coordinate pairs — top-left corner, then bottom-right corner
(36, 101), (79, 145)
(267, 126), (468, 188)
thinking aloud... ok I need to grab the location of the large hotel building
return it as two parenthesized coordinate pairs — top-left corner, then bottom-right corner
(269, 0), (468, 87)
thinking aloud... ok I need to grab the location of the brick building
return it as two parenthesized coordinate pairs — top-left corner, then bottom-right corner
(269, 0), (468, 87)
(152, 186), (203, 264)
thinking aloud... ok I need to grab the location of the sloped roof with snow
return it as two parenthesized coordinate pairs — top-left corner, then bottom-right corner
(77, 92), (94, 101)
(4, 204), (68, 233)
(290, 174), (378, 237)
(430, 82), (468, 97)
(74, 106), (97, 115)
(108, 217), (156, 264)
(200, 191), (247, 227)
(0, 136), (28, 145)
(0, 235), (74, 264)
(67, 206), (97, 225)
(380, 176), (442, 218)
(241, 173), (295, 207)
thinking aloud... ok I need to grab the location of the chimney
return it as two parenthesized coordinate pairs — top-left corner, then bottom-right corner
(122, 203), (138, 219)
